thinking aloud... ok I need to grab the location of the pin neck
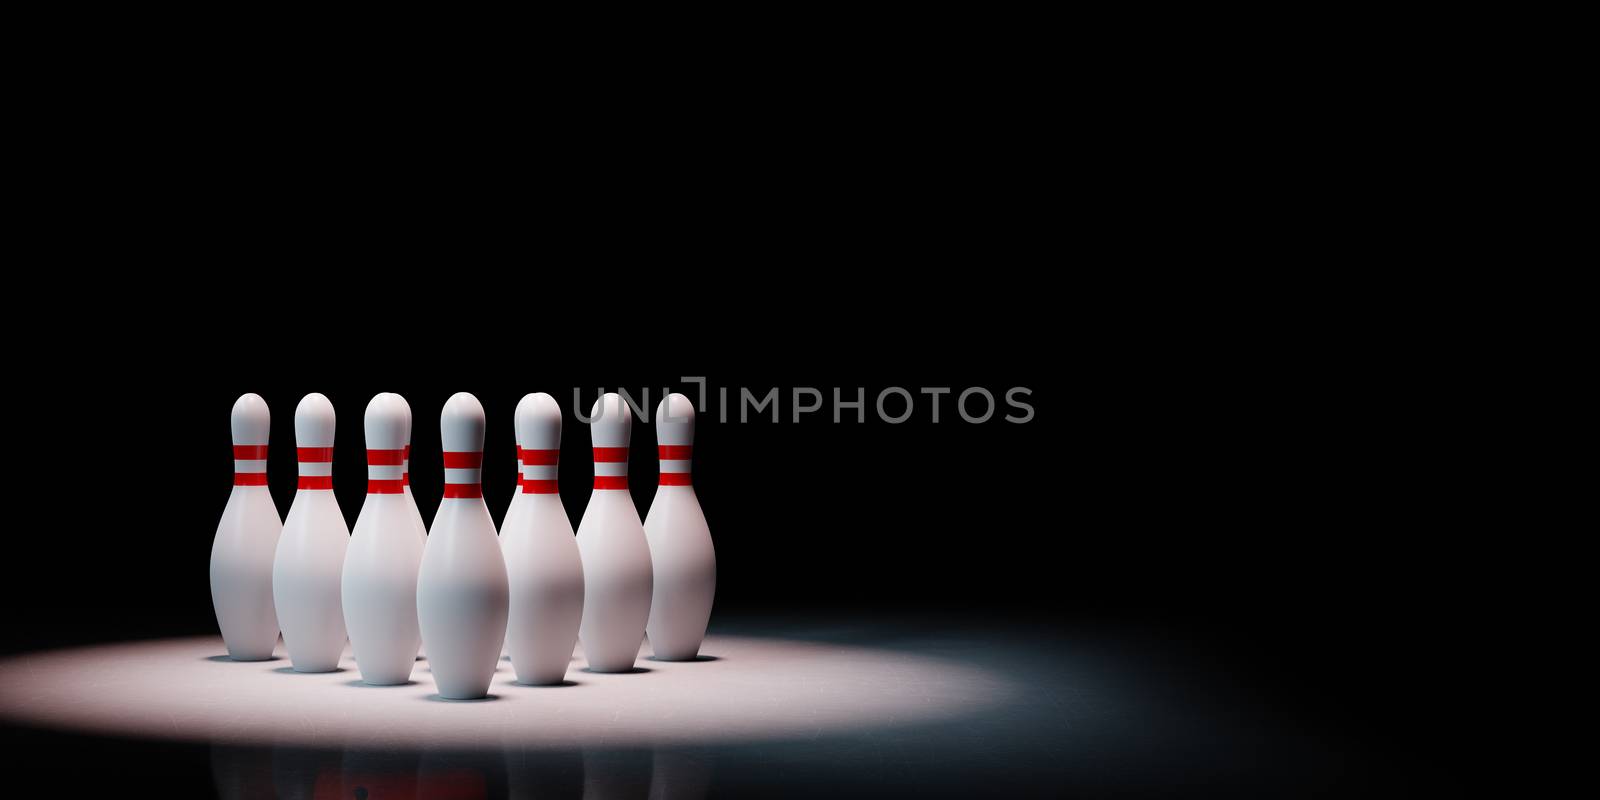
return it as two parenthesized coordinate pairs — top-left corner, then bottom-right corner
(443, 451), (484, 499)
(295, 446), (334, 490)
(658, 444), (692, 486)
(366, 448), (405, 494)
(232, 444), (268, 486)
(521, 447), (560, 494)
(592, 446), (628, 490)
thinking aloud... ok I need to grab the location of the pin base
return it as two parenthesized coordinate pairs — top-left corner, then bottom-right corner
(513, 675), (573, 686)
(648, 650), (704, 662)
(582, 665), (649, 674)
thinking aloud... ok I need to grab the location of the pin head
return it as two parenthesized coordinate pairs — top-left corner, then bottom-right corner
(516, 393), (561, 451)
(441, 392), (487, 452)
(231, 393), (270, 445)
(364, 393), (408, 450)
(655, 393), (695, 447)
(294, 393), (336, 448)
(395, 394), (414, 446)
(589, 393), (632, 449)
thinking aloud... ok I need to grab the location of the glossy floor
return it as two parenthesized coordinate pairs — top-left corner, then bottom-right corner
(0, 617), (1418, 796)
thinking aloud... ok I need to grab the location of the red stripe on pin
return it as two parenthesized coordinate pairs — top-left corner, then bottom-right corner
(443, 483), (483, 498)
(593, 447), (628, 463)
(367, 449), (405, 466)
(368, 479), (404, 494)
(523, 479), (558, 494)
(658, 445), (692, 460)
(402, 473), (410, 486)
(522, 449), (559, 465)
(297, 447), (333, 462)
(659, 473), (692, 486)
(593, 475), (629, 490)
(298, 475), (333, 490)
(234, 473), (268, 486)
(443, 451), (483, 469)
(233, 445), (268, 460)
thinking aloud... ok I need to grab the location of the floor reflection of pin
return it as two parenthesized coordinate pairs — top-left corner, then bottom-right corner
(275, 742), (344, 800)
(648, 748), (714, 800)
(209, 741), (353, 800)
(504, 746), (584, 800)
(320, 746), (421, 800)
(419, 747), (505, 799)
(582, 748), (653, 800)
(209, 743), (275, 800)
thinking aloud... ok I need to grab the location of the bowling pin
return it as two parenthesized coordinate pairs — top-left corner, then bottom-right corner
(645, 393), (716, 660)
(210, 393), (283, 661)
(502, 393), (584, 685)
(499, 442), (525, 662)
(270, 393), (350, 672)
(505, 445), (527, 530)
(576, 393), (653, 673)
(417, 392), (510, 699)
(398, 396), (430, 661)
(342, 393), (425, 685)
(398, 396), (428, 544)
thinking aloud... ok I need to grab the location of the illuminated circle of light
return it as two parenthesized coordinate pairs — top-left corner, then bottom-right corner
(0, 634), (1014, 749)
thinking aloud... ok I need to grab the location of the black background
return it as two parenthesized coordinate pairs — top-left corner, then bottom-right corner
(0, 58), (1475, 788)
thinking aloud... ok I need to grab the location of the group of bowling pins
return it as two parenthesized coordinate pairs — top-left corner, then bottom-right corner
(209, 390), (716, 699)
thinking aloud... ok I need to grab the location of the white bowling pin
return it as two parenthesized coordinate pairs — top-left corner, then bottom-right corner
(576, 393), (653, 673)
(645, 393), (717, 661)
(398, 396), (430, 661)
(417, 392), (510, 699)
(210, 393), (283, 661)
(496, 441), (521, 659)
(271, 393), (350, 672)
(502, 393), (584, 685)
(505, 444), (527, 529)
(398, 396), (429, 544)
(342, 393), (425, 685)
(497, 444), (526, 662)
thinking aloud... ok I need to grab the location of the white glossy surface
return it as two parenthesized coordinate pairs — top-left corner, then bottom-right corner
(646, 393), (716, 661)
(211, 393), (282, 661)
(342, 393), (423, 685)
(576, 393), (653, 673)
(418, 392), (509, 700)
(397, 394), (429, 544)
(397, 394), (428, 660)
(502, 392), (584, 685)
(272, 393), (349, 673)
